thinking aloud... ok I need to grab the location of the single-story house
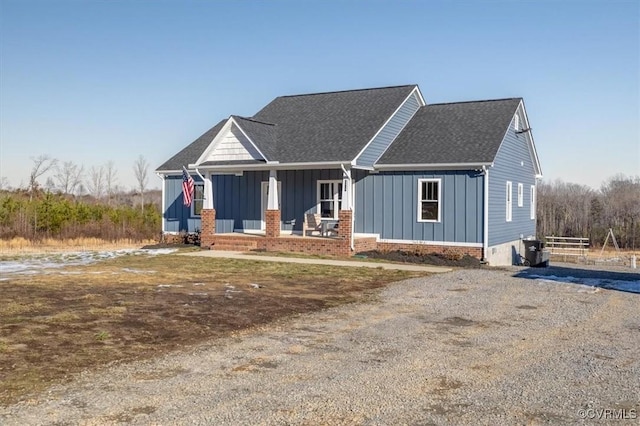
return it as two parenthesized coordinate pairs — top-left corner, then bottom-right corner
(156, 84), (542, 265)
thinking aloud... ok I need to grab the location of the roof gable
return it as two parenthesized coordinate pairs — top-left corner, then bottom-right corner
(252, 85), (418, 162)
(377, 98), (522, 166)
(156, 120), (226, 172)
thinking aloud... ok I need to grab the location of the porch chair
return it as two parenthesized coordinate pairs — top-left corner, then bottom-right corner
(302, 213), (323, 237)
(302, 213), (339, 237)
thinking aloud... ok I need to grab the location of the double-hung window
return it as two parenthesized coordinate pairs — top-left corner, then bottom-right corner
(506, 181), (513, 222)
(517, 183), (523, 207)
(530, 185), (536, 220)
(192, 183), (204, 216)
(417, 179), (441, 222)
(317, 180), (342, 219)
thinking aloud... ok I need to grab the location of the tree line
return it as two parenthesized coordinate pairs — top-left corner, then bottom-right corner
(537, 174), (640, 249)
(0, 190), (161, 241)
(0, 154), (161, 241)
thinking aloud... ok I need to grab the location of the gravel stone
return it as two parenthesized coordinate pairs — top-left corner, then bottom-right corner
(1, 266), (638, 425)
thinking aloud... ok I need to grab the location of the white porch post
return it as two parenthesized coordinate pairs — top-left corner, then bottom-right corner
(341, 166), (352, 210)
(267, 170), (279, 210)
(203, 171), (214, 209)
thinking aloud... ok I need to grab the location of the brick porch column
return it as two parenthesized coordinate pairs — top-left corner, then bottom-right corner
(200, 209), (216, 246)
(338, 210), (352, 240)
(265, 209), (281, 238)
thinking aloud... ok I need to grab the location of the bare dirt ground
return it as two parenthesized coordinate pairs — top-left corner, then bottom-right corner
(0, 250), (420, 405)
(1, 263), (638, 425)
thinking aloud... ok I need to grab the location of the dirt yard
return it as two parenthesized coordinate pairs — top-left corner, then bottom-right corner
(0, 250), (422, 405)
(1, 264), (638, 425)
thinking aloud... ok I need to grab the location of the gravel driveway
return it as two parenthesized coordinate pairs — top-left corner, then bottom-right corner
(2, 266), (639, 425)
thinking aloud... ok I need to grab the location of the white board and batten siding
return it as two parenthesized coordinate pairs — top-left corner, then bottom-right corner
(203, 124), (263, 162)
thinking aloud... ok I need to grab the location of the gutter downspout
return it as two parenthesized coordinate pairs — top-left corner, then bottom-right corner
(340, 163), (355, 251)
(482, 166), (489, 262)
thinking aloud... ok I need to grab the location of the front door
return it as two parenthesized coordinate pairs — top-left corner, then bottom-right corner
(260, 181), (281, 230)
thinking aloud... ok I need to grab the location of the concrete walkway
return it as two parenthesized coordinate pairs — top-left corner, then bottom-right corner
(179, 250), (452, 273)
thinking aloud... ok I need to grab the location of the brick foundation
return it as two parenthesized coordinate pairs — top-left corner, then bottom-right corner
(202, 234), (484, 259)
(200, 209), (216, 247)
(353, 237), (378, 253)
(265, 210), (281, 238)
(208, 234), (352, 257)
(376, 242), (483, 259)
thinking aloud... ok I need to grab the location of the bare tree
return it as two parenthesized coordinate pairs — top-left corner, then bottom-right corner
(53, 161), (84, 195)
(133, 155), (149, 213)
(537, 175), (640, 249)
(105, 160), (118, 204)
(28, 155), (58, 199)
(0, 176), (10, 191)
(87, 165), (105, 199)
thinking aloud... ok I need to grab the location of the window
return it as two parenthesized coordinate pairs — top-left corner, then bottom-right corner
(514, 114), (520, 130)
(192, 183), (204, 216)
(517, 183), (523, 207)
(530, 185), (536, 220)
(417, 179), (441, 222)
(317, 180), (342, 219)
(506, 181), (512, 222)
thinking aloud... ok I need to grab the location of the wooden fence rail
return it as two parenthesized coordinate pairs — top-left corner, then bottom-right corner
(544, 236), (589, 257)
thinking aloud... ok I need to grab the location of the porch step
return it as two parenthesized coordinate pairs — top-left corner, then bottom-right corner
(210, 239), (259, 251)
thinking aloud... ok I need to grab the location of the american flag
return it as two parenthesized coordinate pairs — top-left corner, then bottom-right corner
(182, 166), (195, 207)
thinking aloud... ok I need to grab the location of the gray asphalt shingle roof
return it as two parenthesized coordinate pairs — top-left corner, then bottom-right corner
(157, 85), (417, 171)
(231, 116), (278, 161)
(156, 86), (522, 172)
(377, 98), (522, 165)
(251, 85), (417, 162)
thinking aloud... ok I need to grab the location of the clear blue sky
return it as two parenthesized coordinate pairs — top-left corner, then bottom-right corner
(1, 0), (638, 190)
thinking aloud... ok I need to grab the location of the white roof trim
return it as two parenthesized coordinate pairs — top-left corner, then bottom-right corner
(519, 100), (543, 178)
(374, 162), (492, 171)
(189, 161), (347, 172)
(492, 100), (542, 178)
(352, 86), (425, 164)
(193, 116), (268, 166)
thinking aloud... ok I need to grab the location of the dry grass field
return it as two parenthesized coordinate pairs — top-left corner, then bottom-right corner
(0, 237), (158, 254)
(0, 250), (423, 405)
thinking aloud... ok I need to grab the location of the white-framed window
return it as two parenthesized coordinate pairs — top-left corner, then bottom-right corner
(514, 114), (520, 130)
(506, 181), (512, 222)
(530, 185), (536, 220)
(317, 180), (342, 219)
(417, 178), (441, 222)
(192, 183), (204, 216)
(517, 183), (523, 207)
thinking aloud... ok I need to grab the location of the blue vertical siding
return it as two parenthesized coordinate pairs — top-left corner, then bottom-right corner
(212, 169), (344, 232)
(163, 175), (203, 233)
(354, 170), (484, 243)
(488, 112), (537, 246)
(355, 92), (421, 167)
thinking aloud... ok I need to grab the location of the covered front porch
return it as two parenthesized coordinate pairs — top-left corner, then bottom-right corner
(201, 231), (377, 257)
(195, 166), (366, 257)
